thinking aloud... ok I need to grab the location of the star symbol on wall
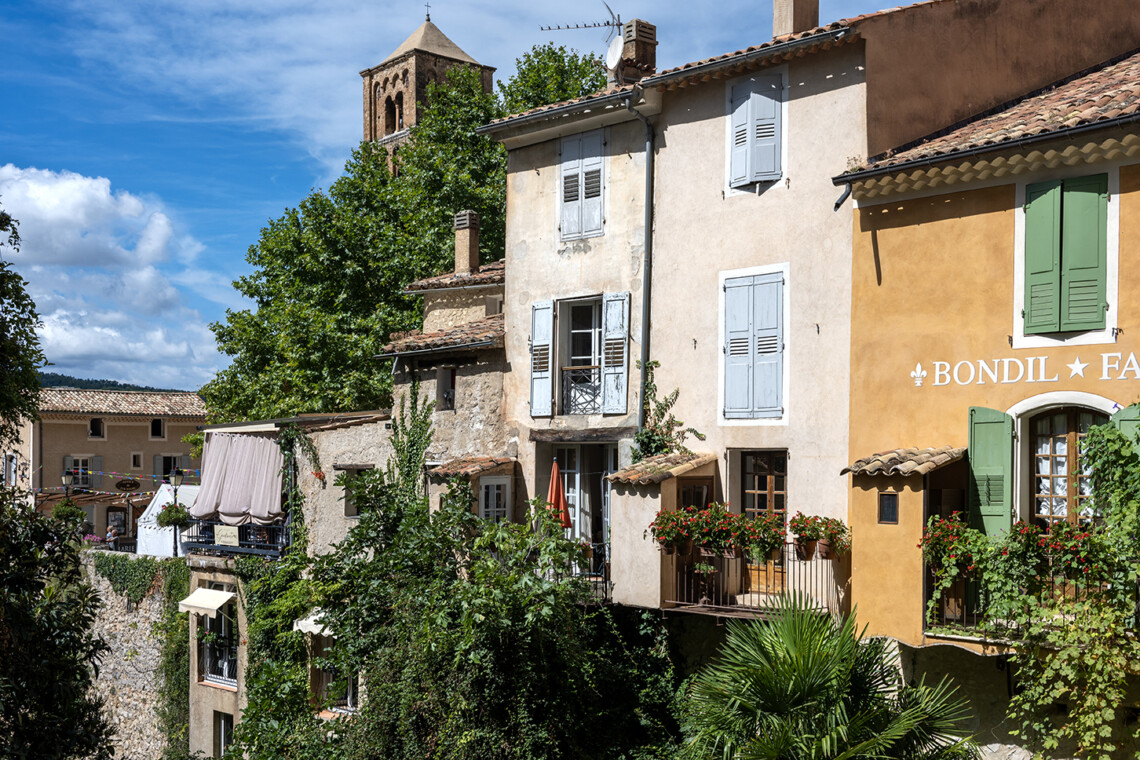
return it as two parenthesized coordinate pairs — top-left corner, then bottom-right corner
(1067, 357), (1089, 378)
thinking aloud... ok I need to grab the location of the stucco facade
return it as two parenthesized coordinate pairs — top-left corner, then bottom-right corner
(187, 555), (246, 758)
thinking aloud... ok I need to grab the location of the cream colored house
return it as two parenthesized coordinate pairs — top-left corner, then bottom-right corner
(15, 388), (205, 541)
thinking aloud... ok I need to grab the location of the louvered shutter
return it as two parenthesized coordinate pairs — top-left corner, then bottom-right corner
(1060, 174), (1108, 332)
(530, 301), (554, 417)
(723, 276), (754, 417)
(1024, 180), (1062, 334)
(179, 455), (193, 480)
(560, 136), (582, 239)
(581, 131), (604, 236)
(154, 455), (163, 482)
(1111, 404), (1140, 453)
(600, 292), (629, 414)
(749, 75), (782, 183)
(967, 407), (1013, 535)
(752, 272), (783, 417)
(63, 455), (74, 483)
(91, 455), (103, 490)
(729, 82), (751, 188)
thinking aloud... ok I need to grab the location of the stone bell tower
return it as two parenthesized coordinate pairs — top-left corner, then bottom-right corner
(360, 12), (495, 147)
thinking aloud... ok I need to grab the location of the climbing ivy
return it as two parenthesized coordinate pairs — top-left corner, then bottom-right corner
(633, 360), (705, 462)
(93, 552), (162, 605)
(154, 559), (195, 760)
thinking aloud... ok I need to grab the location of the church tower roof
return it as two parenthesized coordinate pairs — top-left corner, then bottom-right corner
(383, 19), (480, 65)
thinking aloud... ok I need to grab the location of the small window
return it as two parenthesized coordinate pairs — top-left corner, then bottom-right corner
(679, 477), (713, 509)
(337, 465), (374, 518)
(878, 492), (899, 524)
(88, 418), (105, 439)
(213, 711), (234, 757)
(438, 367), (456, 411)
(200, 585), (237, 687)
(150, 418), (165, 439)
(486, 295), (503, 316)
(131, 452), (143, 470)
(311, 634), (359, 713)
(479, 476), (510, 522)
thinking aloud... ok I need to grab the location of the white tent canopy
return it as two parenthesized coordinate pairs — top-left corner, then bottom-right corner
(136, 483), (200, 557)
(192, 432), (285, 526)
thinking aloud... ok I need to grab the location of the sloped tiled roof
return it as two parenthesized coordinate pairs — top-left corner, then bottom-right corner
(648, 22), (852, 80)
(381, 313), (504, 355)
(850, 49), (1140, 174)
(607, 452), (717, 485)
(381, 19), (479, 65)
(842, 446), (965, 477)
(429, 455), (514, 479)
(404, 259), (505, 292)
(40, 388), (206, 418)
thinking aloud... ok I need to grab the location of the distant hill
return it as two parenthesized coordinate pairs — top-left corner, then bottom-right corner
(38, 372), (183, 393)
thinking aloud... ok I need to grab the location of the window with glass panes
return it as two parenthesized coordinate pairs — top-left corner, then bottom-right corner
(1031, 407), (1106, 529)
(742, 451), (787, 524)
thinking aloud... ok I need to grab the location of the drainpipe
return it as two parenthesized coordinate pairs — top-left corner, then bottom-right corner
(625, 91), (655, 432)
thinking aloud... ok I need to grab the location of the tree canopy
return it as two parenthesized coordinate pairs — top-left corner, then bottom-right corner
(0, 206), (45, 449)
(497, 44), (606, 116)
(204, 45), (604, 422)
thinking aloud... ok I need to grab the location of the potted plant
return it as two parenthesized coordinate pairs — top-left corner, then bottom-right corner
(157, 501), (191, 529)
(646, 508), (693, 556)
(817, 516), (851, 559)
(918, 511), (987, 625)
(789, 512), (826, 559)
(81, 533), (104, 549)
(743, 511), (786, 562)
(1041, 521), (1106, 585)
(690, 504), (738, 557)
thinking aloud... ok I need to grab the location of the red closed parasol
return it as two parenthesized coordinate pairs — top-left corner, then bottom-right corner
(546, 460), (573, 529)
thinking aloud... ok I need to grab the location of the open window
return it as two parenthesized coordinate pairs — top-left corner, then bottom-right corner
(150, 418), (166, 440)
(88, 418), (105, 439)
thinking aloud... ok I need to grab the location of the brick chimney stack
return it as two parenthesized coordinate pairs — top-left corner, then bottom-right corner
(453, 210), (480, 274)
(773, 0), (818, 37)
(619, 19), (657, 84)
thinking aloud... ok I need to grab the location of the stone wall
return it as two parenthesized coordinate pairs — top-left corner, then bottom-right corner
(82, 552), (166, 760)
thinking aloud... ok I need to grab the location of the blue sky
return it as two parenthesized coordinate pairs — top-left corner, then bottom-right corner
(1, 0), (884, 391)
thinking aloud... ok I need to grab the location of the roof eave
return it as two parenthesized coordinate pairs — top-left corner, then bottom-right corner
(477, 87), (661, 149)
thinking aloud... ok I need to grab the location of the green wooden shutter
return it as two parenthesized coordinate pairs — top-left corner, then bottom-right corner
(1024, 180), (1062, 334)
(1059, 174), (1108, 332)
(1111, 404), (1140, 452)
(967, 406), (1013, 535)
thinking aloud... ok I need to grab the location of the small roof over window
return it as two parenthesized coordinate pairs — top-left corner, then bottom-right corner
(842, 446), (965, 478)
(178, 587), (235, 618)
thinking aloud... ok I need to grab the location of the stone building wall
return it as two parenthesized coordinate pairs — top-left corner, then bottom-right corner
(82, 552), (166, 760)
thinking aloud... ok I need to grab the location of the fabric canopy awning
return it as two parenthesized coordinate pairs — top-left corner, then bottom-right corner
(192, 431), (285, 526)
(178, 588), (235, 618)
(292, 610), (329, 636)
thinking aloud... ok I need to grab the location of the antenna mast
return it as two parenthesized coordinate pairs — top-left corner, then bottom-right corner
(540, 1), (622, 42)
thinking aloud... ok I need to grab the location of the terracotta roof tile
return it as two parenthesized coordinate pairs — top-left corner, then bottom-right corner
(649, 22), (851, 80)
(606, 452), (717, 485)
(485, 86), (638, 127)
(404, 259), (505, 292)
(381, 312), (504, 355)
(39, 388), (207, 418)
(301, 413), (390, 433)
(429, 455), (514, 479)
(852, 49), (1140, 173)
(842, 446), (965, 477)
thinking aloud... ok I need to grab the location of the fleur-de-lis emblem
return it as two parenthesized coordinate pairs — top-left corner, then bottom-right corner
(910, 363), (928, 387)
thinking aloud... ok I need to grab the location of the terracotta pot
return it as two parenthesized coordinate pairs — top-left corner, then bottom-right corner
(662, 543), (676, 556)
(817, 539), (833, 560)
(796, 539), (818, 560)
(678, 538), (693, 557)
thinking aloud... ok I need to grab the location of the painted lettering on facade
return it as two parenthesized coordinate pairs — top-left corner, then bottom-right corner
(909, 352), (1140, 387)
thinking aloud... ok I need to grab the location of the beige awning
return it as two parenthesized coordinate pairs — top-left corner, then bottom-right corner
(292, 610), (329, 636)
(178, 587), (235, 618)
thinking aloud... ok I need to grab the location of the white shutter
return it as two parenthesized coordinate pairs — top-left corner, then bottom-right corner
(749, 75), (782, 183)
(729, 82), (752, 188)
(752, 272), (783, 416)
(723, 277), (754, 417)
(581, 131), (604, 236)
(600, 292), (629, 414)
(560, 136), (582, 239)
(530, 301), (554, 417)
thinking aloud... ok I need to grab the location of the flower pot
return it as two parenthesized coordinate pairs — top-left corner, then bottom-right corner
(817, 539), (833, 560)
(678, 538), (694, 557)
(796, 539), (817, 560)
(724, 545), (743, 559)
(663, 543), (676, 556)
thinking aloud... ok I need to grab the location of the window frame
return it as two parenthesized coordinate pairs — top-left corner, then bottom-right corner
(740, 451), (788, 526)
(437, 366), (457, 411)
(1028, 406), (1107, 529)
(149, 418), (166, 441)
(70, 455), (92, 488)
(88, 417), (105, 440)
(199, 583), (238, 688)
(1012, 166), (1119, 349)
(478, 475), (511, 523)
(337, 465), (374, 519)
(878, 491), (900, 525)
(718, 262), (790, 426)
(130, 452), (143, 470)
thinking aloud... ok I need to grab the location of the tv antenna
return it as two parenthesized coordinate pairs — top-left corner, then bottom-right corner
(540, 1), (623, 43)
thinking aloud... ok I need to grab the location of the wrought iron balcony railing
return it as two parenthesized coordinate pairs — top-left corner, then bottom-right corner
(561, 365), (601, 415)
(182, 520), (290, 558)
(199, 634), (238, 687)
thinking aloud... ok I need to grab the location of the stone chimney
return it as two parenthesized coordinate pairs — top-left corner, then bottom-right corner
(773, 0), (818, 37)
(619, 19), (657, 84)
(453, 210), (480, 274)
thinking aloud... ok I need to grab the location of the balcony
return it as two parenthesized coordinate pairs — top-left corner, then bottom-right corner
(182, 520), (290, 558)
(576, 542), (611, 603)
(199, 633), (238, 687)
(665, 542), (847, 617)
(561, 365), (601, 415)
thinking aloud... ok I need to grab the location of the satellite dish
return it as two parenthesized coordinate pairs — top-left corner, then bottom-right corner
(605, 34), (623, 70)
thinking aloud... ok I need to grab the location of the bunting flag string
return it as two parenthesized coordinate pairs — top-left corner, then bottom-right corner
(35, 488), (160, 498)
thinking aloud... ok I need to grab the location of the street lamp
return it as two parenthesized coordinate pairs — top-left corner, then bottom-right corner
(171, 468), (185, 556)
(61, 469), (74, 500)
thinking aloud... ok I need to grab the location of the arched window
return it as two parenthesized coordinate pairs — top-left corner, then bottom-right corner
(395, 92), (404, 131)
(384, 96), (396, 135)
(1030, 406), (1107, 529)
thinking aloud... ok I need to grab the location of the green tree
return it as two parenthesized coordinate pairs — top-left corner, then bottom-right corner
(681, 597), (977, 760)
(497, 43), (606, 116)
(0, 498), (114, 759)
(0, 206), (45, 449)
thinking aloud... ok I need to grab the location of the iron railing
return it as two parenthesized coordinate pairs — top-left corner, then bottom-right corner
(665, 542), (847, 616)
(576, 542), (611, 602)
(199, 634), (238, 687)
(561, 366), (601, 414)
(182, 520), (290, 558)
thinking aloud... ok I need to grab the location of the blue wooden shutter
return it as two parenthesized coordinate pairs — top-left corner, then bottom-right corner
(600, 292), (628, 414)
(1059, 174), (1108, 332)
(729, 82), (752, 188)
(581, 131), (604, 237)
(1024, 180), (1062, 334)
(560, 136), (582, 239)
(91, 455), (103, 490)
(967, 407), (1013, 535)
(530, 301), (554, 417)
(749, 74), (782, 183)
(752, 272), (784, 417)
(724, 276), (754, 417)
